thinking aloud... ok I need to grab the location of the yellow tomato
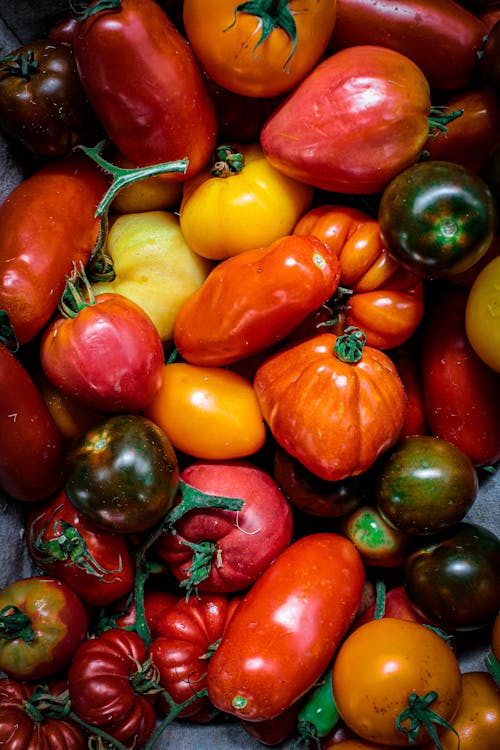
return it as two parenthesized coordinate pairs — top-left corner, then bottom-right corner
(465, 253), (500, 372)
(110, 152), (182, 213)
(143, 362), (266, 460)
(91, 211), (213, 341)
(179, 142), (313, 260)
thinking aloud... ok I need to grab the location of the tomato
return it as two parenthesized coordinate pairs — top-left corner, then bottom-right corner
(109, 152), (182, 214)
(390, 345), (428, 437)
(144, 362), (266, 460)
(404, 521), (500, 631)
(0, 678), (86, 749)
(481, 19), (500, 95)
(68, 628), (157, 747)
(26, 489), (135, 607)
(73, 0), (217, 179)
(335, 504), (409, 567)
(156, 460), (293, 594)
(109, 589), (179, 638)
(465, 254), (500, 372)
(260, 45), (432, 194)
(421, 287), (500, 466)
(206, 533), (365, 721)
(332, 618), (462, 746)
(0, 576), (87, 681)
(379, 161), (497, 278)
(173, 234), (341, 366)
(329, 0), (487, 91)
(64, 414), (179, 534)
(374, 436), (479, 536)
(253, 329), (406, 481)
(0, 343), (63, 502)
(0, 155), (108, 345)
(40, 274), (165, 414)
(182, 0), (337, 98)
(293, 205), (424, 349)
(206, 77), (282, 144)
(324, 741), (397, 750)
(354, 585), (426, 629)
(179, 142), (313, 260)
(239, 702), (301, 746)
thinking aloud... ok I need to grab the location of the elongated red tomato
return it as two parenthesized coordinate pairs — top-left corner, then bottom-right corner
(206, 533), (364, 721)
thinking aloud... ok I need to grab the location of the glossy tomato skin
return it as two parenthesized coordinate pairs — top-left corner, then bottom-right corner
(421, 287), (500, 466)
(183, 0), (337, 98)
(329, 0), (486, 91)
(40, 292), (165, 413)
(0, 576), (87, 681)
(0, 156), (108, 345)
(173, 234), (341, 366)
(0, 343), (63, 502)
(26, 489), (134, 607)
(73, 0), (217, 179)
(260, 46), (431, 194)
(65, 414), (179, 534)
(390, 346), (428, 437)
(465, 254), (500, 372)
(404, 522), (500, 631)
(68, 628), (157, 747)
(206, 533), (365, 721)
(379, 161), (497, 278)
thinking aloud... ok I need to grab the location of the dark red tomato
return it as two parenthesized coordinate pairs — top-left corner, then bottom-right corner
(0, 156), (108, 346)
(390, 345), (428, 437)
(421, 287), (500, 466)
(0, 343), (63, 502)
(354, 585), (427, 628)
(26, 489), (134, 607)
(239, 702), (302, 746)
(206, 533), (365, 721)
(329, 0), (487, 90)
(0, 678), (86, 749)
(481, 19), (500, 95)
(149, 592), (241, 719)
(68, 628), (157, 747)
(0, 39), (93, 156)
(112, 588), (179, 638)
(0, 576), (87, 681)
(156, 460), (293, 594)
(72, 0), (217, 180)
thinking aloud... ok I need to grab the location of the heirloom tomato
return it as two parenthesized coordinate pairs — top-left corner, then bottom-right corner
(206, 533), (364, 721)
(156, 460), (293, 594)
(260, 45), (432, 194)
(144, 363), (266, 460)
(173, 234), (341, 366)
(0, 576), (87, 681)
(109, 152), (182, 213)
(68, 628), (157, 747)
(254, 328), (406, 481)
(182, 0), (337, 98)
(332, 618), (462, 746)
(294, 205), (424, 349)
(179, 142), (313, 260)
(73, 0), (217, 180)
(336, 505), (409, 567)
(379, 161), (497, 278)
(65, 414), (179, 534)
(390, 345), (427, 437)
(465, 254), (500, 372)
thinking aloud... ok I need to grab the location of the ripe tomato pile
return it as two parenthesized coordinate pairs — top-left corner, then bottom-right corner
(0, 1), (500, 748)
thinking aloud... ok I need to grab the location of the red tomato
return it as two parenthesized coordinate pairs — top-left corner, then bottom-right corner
(155, 460), (293, 594)
(73, 0), (217, 179)
(391, 345), (428, 437)
(239, 702), (302, 746)
(111, 589), (179, 638)
(206, 533), (365, 721)
(354, 585), (427, 629)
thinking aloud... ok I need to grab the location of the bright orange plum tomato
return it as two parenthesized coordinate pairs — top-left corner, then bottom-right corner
(143, 362), (266, 460)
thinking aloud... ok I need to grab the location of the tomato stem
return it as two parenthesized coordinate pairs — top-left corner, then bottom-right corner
(395, 690), (460, 749)
(333, 326), (367, 363)
(0, 49), (38, 80)
(70, 0), (122, 21)
(224, 0), (298, 68)
(0, 605), (35, 643)
(142, 687), (209, 750)
(59, 262), (96, 318)
(210, 144), (245, 177)
(164, 479), (245, 532)
(428, 107), (464, 138)
(485, 650), (500, 687)
(373, 579), (386, 619)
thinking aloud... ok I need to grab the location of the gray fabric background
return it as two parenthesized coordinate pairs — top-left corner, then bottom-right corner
(0, 2), (498, 747)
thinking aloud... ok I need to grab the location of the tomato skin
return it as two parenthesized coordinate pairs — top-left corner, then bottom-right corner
(354, 585), (426, 628)
(182, 0), (337, 98)
(0, 343), (63, 502)
(73, 0), (217, 179)
(329, 0), (486, 91)
(0, 157), (108, 345)
(391, 346), (428, 437)
(421, 287), (500, 466)
(260, 46), (431, 194)
(0, 576), (87, 681)
(206, 533), (365, 721)
(465, 254), (500, 372)
(173, 235), (341, 366)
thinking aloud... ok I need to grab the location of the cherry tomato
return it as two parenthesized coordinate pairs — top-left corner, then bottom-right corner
(336, 504), (409, 567)
(465, 254), (500, 372)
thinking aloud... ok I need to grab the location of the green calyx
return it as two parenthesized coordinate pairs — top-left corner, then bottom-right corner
(59, 261), (96, 318)
(428, 106), (464, 139)
(0, 605), (35, 643)
(333, 326), (366, 363)
(225, 0), (298, 68)
(70, 0), (121, 22)
(0, 49), (38, 80)
(395, 691), (460, 749)
(210, 145), (245, 178)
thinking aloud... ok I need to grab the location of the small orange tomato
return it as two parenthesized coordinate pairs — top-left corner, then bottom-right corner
(143, 362), (266, 460)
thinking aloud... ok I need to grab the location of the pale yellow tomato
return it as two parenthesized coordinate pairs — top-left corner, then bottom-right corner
(465, 254), (500, 372)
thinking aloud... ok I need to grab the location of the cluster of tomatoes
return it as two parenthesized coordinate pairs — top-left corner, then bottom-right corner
(0, 0), (500, 748)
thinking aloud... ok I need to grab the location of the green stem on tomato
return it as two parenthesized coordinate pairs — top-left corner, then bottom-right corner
(143, 688), (209, 750)
(224, 0), (297, 68)
(70, 0), (122, 21)
(333, 326), (367, 364)
(0, 605), (35, 643)
(395, 690), (460, 749)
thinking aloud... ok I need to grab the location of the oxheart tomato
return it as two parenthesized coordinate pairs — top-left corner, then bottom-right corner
(206, 533), (364, 721)
(73, 0), (217, 179)
(0, 576), (87, 681)
(155, 460), (293, 594)
(173, 234), (341, 366)
(260, 45), (432, 194)
(68, 628), (157, 747)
